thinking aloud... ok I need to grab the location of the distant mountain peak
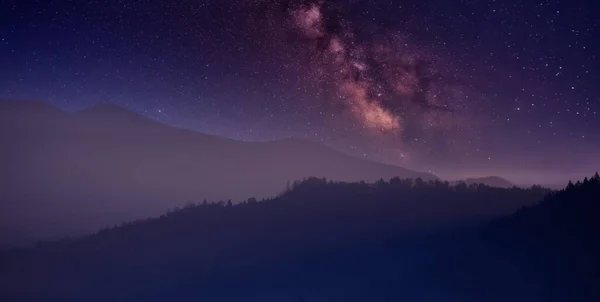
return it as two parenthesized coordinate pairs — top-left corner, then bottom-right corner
(464, 176), (510, 182)
(0, 100), (62, 113)
(74, 103), (163, 128)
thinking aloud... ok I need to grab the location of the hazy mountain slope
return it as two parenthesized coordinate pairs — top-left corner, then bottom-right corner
(0, 101), (435, 245)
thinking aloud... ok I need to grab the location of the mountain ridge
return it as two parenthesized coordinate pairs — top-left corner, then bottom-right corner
(0, 101), (436, 246)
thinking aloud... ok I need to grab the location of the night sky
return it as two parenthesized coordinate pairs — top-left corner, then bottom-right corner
(1, 0), (598, 185)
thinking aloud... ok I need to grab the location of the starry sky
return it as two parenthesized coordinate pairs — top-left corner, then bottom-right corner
(1, 0), (598, 185)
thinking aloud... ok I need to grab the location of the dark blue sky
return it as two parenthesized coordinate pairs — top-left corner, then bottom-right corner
(1, 0), (598, 185)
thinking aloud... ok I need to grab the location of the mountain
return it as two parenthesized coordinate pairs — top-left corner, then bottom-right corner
(0, 100), (435, 245)
(0, 177), (550, 301)
(0, 175), (594, 301)
(453, 176), (515, 188)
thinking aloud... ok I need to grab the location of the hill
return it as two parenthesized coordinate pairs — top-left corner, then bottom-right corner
(0, 178), (550, 301)
(0, 100), (435, 246)
(1, 175), (597, 301)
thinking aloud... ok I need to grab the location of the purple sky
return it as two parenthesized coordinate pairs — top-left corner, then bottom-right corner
(1, 0), (598, 185)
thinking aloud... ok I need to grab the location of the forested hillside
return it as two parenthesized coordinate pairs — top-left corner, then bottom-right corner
(1, 176), (598, 301)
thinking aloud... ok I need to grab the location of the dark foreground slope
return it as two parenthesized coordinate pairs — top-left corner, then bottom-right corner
(0, 178), (562, 302)
(0, 100), (434, 246)
(483, 175), (600, 301)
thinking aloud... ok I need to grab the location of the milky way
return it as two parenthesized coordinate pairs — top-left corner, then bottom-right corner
(289, 0), (455, 133)
(242, 0), (475, 168)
